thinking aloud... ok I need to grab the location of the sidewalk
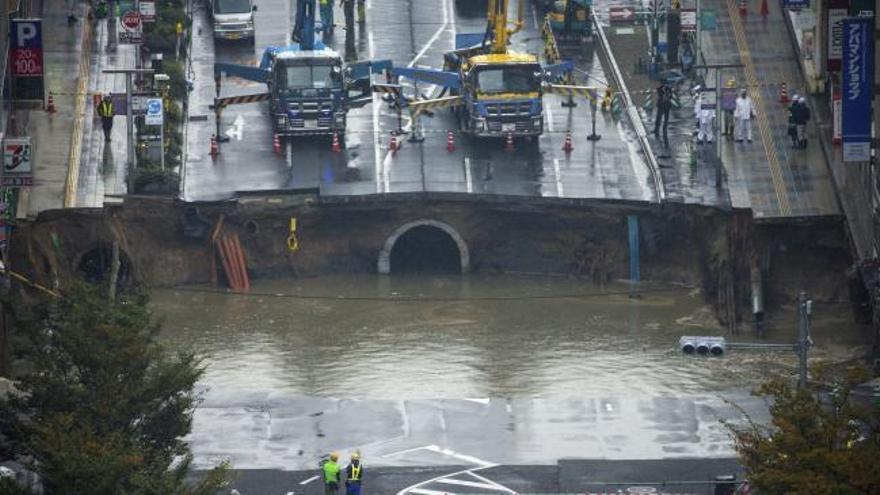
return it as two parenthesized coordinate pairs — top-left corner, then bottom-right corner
(601, 21), (730, 207)
(12, 0), (134, 217)
(12, 0), (90, 216)
(601, 0), (841, 219)
(77, 15), (137, 207)
(785, 9), (876, 260)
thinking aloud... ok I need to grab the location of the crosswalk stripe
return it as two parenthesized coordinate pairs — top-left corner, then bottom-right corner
(435, 477), (502, 490)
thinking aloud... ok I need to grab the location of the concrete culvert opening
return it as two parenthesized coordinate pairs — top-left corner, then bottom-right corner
(378, 220), (470, 275)
(78, 243), (133, 285)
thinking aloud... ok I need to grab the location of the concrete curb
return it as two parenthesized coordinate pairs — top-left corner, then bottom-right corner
(63, 6), (94, 208)
(593, 18), (666, 204)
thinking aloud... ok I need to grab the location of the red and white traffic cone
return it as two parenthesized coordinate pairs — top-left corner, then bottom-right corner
(210, 134), (219, 157)
(389, 131), (398, 156)
(562, 131), (573, 153)
(331, 131), (342, 153)
(505, 132), (514, 151)
(272, 133), (282, 155)
(446, 129), (455, 153)
(738, 0), (747, 15)
(46, 92), (57, 114)
(760, 0), (769, 17)
(779, 82), (789, 104)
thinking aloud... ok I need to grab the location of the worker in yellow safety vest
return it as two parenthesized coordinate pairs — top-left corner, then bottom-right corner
(97, 95), (115, 141)
(322, 452), (341, 494)
(319, 0), (334, 36)
(344, 452), (363, 495)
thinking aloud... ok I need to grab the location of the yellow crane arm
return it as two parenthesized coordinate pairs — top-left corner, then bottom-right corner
(486, 0), (524, 54)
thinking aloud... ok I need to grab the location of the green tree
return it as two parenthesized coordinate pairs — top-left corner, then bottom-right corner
(0, 284), (229, 494)
(725, 368), (880, 495)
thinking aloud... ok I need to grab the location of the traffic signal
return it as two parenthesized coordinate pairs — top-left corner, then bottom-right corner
(679, 336), (726, 356)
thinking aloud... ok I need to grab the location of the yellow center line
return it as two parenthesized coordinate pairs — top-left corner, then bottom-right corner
(726, 0), (793, 217)
(64, 20), (93, 208)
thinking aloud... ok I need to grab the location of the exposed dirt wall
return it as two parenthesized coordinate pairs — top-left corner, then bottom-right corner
(7, 195), (854, 314)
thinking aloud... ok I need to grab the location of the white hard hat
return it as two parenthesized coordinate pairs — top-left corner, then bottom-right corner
(799, 96), (806, 103)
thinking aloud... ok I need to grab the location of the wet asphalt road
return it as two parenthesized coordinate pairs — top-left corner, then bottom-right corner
(182, 0), (657, 202)
(203, 458), (744, 494)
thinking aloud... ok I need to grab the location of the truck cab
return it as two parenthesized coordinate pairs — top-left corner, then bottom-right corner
(211, 0), (257, 41)
(458, 54), (544, 137)
(268, 50), (371, 136)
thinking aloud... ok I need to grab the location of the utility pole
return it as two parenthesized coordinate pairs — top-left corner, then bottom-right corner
(103, 68), (154, 192)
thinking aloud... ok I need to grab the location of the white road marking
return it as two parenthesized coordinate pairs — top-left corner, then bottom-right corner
(424, 445), (495, 468)
(225, 114), (245, 141)
(368, 30), (383, 193)
(546, 103), (555, 132)
(464, 398), (490, 405)
(408, 489), (452, 495)
(530, 1), (540, 30)
(286, 140), (292, 168)
(506, 403), (512, 413)
(554, 158), (564, 197)
(435, 477), (501, 490)
(408, 0), (449, 68)
(299, 475), (319, 485)
(466, 470), (517, 493)
(382, 444), (435, 458)
(464, 157), (473, 193)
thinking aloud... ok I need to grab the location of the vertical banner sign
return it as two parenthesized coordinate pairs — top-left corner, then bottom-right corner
(10, 19), (45, 102)
(827, 8), (847, 71)
(118, 0), (143, 43)
(2, 138), (34, 187)
(841, 18), (874, 162)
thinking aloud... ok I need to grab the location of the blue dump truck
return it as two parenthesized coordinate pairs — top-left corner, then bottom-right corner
(212, 0), (390, 143)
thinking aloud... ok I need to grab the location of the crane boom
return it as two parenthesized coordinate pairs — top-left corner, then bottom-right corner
(486, 0), (524, 53)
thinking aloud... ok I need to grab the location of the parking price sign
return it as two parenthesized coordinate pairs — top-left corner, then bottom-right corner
(10, 19), (45, 101)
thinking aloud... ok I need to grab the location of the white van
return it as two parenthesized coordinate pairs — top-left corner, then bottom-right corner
(211, 0), (257, 41)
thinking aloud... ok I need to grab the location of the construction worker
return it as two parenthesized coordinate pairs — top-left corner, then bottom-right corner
(794, 96), (810, 149)
(97, 95), (114, 142)
(652, 80), (673, 140)
(319, 0), (334, 36)
(734, 88), (754, 143)
(322, 452), (342, 494)
(345, 452), (363, 495)
(720, 78), (737, 138)
(696, 106), (715, 145)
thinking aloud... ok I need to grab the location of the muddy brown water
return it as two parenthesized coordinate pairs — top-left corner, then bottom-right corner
(153, 274), (869, 399)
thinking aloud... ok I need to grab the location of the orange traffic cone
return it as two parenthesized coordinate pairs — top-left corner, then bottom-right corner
(272, 133), (282, 154)
(446, 129), (455, 152)
(505, 132), (514, 151)
(562, 131), (573, 153)
(46, 92), (57, 114)
(389, 131), (398, 156)
(739, 0), (747, 15)
(779, 82), (788, 104)
(331, 131), (342, 152)
(210, 134), (219, 157)
(760, 0), (768, 17)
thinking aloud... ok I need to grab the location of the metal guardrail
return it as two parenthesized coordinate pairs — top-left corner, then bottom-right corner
(592, 17), (666, 203)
